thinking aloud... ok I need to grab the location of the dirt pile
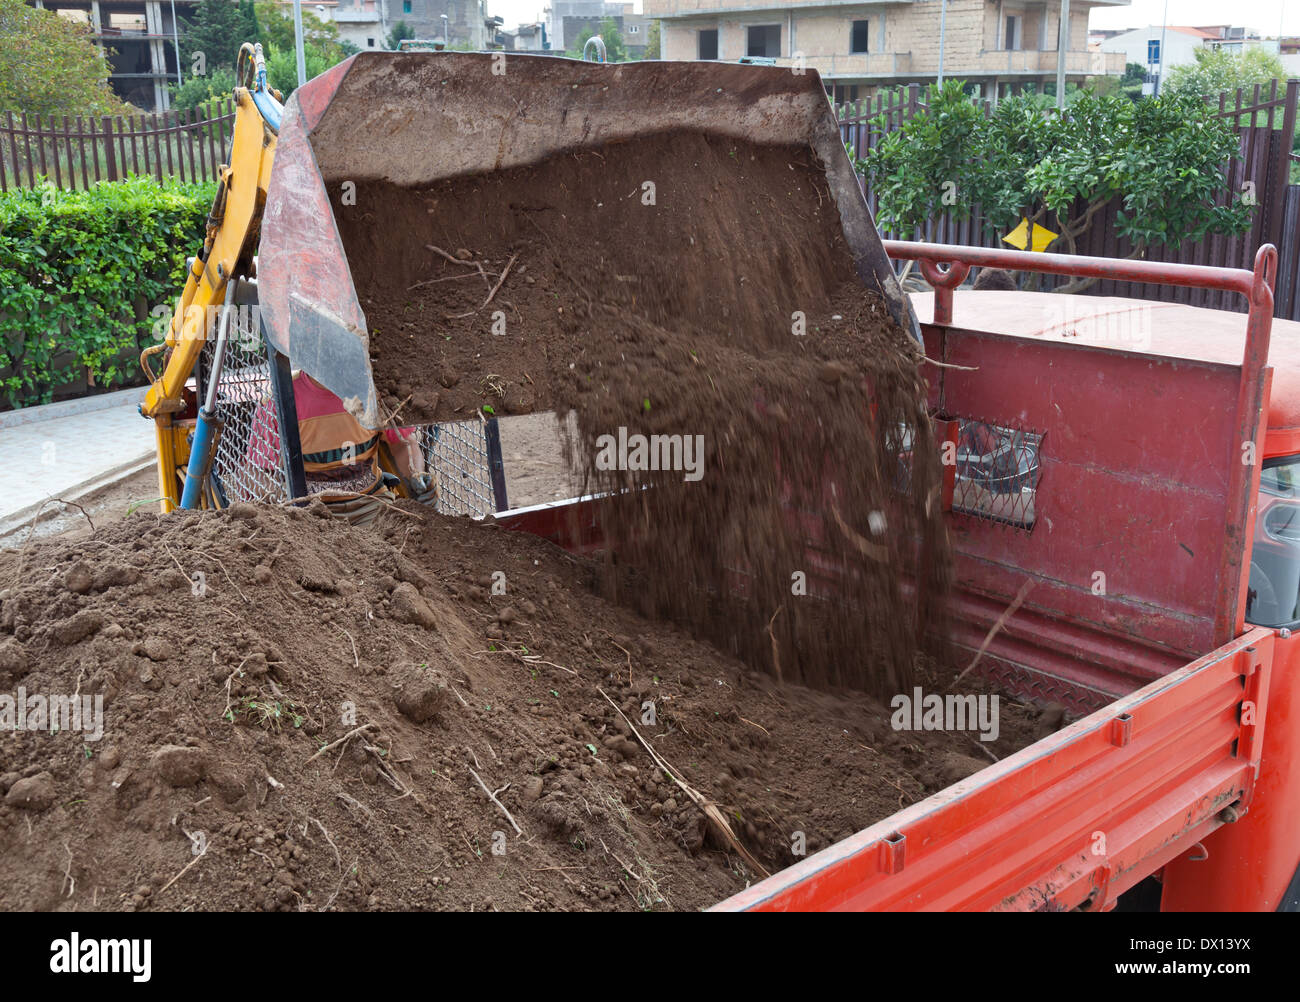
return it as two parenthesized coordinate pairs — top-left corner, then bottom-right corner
(0, 504), (1043, 911)
(335, 130), (949, 697)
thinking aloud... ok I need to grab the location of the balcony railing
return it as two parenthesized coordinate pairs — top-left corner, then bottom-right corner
(968, 49), (1125, 74)
(647, 0), (903, 15)
(737, 48), (1123, 79)
(771, 51), (913, 77)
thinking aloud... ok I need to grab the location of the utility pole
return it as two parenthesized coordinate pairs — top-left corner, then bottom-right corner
(937, 0), (947, 85)
(1154, 0), (1169, 96)
(169, 0), (182, 85)
(1055, 0), (1070, 108)
(293, 0), (307, 88)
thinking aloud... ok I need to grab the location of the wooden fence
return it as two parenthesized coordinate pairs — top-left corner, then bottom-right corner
(838, 79), (1300, 319)
(0, 100), (236, 191)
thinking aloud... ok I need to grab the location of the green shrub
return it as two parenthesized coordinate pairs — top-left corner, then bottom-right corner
(0, 175), (217, 409)
(169, 66), (237, 115)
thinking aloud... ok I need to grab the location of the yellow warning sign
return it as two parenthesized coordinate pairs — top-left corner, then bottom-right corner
(1002, 217), (1059, 253)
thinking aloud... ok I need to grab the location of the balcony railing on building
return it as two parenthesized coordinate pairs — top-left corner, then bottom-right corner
(771, 52), (912, 77)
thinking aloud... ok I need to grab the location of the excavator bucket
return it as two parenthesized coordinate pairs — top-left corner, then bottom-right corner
(258, 51), (920, 428)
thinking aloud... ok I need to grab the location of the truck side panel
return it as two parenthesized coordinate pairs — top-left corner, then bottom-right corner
(711, 630), (1272, 911)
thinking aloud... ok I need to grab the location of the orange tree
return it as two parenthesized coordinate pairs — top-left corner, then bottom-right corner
(859, 81), (1253, 291)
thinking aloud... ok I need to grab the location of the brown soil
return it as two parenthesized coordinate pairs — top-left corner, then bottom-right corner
(335, 130), (950, 699)
(0, 503), (1046, 912)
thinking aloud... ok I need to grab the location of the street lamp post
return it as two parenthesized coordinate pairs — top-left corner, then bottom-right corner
(293, 0), (307, 87)
(937, 0), (947, 84)
(1154, 0), (1169, 96)
(1055, 0), (1070, 109)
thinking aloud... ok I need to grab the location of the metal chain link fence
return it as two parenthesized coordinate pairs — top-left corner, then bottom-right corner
(418, 418), (498, 517)
(195, 294), (502, 516)
(199, 306), (292, 506)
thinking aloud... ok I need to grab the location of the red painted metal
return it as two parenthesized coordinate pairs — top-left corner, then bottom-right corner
(497, 241), (1297, 910)
(889, 241), (1278, 695)
(712, 629), (1272, 911)
(883, 240), (1270, 314)
(1162, 633), (1300, 910)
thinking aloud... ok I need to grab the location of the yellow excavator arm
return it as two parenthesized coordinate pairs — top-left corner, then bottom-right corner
(140, 43), (281, 512)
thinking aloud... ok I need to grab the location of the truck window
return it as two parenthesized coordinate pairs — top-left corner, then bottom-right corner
(1247, 455), (1300, 627)
(952, 419), (1041, 529)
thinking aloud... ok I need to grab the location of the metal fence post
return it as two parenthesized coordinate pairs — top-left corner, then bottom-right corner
(101, 116), (117, 181)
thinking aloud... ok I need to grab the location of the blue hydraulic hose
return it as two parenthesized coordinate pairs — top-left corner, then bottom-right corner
(180, 413), (217, 509)
(180, 282), (236, 509)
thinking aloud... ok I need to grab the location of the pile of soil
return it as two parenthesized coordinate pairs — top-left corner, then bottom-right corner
(0, 504), (1048, 911)
(335, 130), (950, 697)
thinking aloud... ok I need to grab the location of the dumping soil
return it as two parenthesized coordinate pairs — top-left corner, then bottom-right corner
(335, 130), (950, 698)
(0, 504), (1047, 911)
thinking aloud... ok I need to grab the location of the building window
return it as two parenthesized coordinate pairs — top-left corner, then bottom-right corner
(1004, 15), (1021, 51)
(367, 37), (376, 47)
(1147, 38), (1161, 64)
(850, 19), (870, 54)
(747, 24), (781, 58)
(627, 24), (639, 34)
(107, 11), (147, 33)
(403, 0), (411, 11)
(698, 28), (718, 60)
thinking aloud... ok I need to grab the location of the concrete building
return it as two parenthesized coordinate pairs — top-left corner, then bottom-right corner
(1097, 24), (1267, 93)
(1197, 24), (1262, 55)
(641, 0), (1129, 101)
(548, 0), (634, 53)
(1098, 24), (1213, 83)
(293, 0), (499, 52)
(502, 20), (548, 50)
(27, 0), (508, 110)
(562, 9), (649, 56)
(34, 0), (196, 111)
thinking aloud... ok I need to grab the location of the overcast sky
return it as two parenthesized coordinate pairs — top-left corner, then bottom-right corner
(489, 1), (641, 32)
(1090, 1), (1298, 35)
(484, 1), (1299, 38)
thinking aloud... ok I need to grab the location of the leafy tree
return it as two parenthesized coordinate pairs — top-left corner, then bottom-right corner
(568, 18), (628, 62)
(179, 0), (259, 76)
(255, 1), (344, 58)
(643, 20), (660, 60)
(264, 44), (336, 96)
(252, 2), (350, 95)
(0, 0), (128, 116)
(169, 65), (236, 114)
(860, 80), (1253, 291)
(1121, 61), (1146, 86)
(1164, 47), (1285, 100)
(386, 19), (416, 51)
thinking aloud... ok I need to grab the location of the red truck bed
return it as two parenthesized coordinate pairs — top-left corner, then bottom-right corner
(499, 241), (1299, 911)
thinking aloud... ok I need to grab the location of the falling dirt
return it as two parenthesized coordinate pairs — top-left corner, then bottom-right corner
(0, 504), (1045, 912)
(334, 130), (950, 699)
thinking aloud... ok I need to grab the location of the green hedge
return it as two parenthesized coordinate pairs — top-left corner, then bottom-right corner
(0, 175), (217, 410)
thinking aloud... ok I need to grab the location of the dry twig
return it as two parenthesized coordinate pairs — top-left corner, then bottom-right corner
(469, 767), (523, 835)
(596, 687), (769, 878)
(949, 580), (1035, 690)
